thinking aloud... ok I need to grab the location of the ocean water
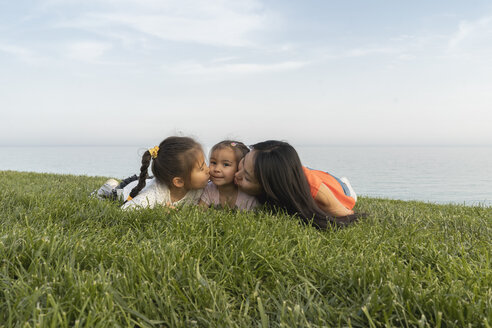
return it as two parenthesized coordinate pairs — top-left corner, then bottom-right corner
(1, 145), (491, 206)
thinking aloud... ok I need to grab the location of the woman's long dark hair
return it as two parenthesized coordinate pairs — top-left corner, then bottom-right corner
(251, 140), (361, 229)
(127, 136), (202, 201)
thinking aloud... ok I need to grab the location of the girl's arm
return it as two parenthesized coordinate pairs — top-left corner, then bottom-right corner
(315, 184), (354, 217)
(198, 182), (213, 209)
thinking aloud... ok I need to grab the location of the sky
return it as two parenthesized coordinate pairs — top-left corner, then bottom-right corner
(1, 0), (492, 147)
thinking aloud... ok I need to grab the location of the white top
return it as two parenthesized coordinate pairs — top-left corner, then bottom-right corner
(121, 178), (203, 210)
(200, 182), (259, 211)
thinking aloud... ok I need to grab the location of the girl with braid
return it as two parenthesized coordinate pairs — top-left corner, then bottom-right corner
(96, 136), (210, 210)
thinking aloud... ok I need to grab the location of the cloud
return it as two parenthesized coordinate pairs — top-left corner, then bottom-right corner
(346, 46), (402, 57)
(65, 41), (112, 62)
(397, 54), (416, 61)
(46, 0), (266, 47)
(222, 61), (307, 73)
(167, 60), (308, 75)
(0, 43), (44, 64)
(448, 15), (492, 49)
(0, 43), (30, 57)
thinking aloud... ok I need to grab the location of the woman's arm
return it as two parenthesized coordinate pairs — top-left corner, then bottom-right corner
(315, 184), (354, 217)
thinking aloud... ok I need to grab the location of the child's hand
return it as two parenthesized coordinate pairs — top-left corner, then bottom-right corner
(165, 202), (177, 210)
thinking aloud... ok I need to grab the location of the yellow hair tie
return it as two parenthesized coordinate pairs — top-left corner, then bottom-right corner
(149, 146), (159, 159)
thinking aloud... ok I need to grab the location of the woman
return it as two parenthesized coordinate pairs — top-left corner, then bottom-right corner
(234, 140), (364, 229)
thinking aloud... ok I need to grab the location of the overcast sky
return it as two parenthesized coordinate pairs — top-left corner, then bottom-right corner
(1, 0), (491, 147)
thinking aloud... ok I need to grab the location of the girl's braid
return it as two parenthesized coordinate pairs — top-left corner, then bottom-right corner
(128, 150), (152, 200)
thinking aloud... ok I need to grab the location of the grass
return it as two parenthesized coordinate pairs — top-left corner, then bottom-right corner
(0, 170), (491, 327)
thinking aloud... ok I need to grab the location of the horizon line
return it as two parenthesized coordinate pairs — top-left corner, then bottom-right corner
(1, 143), (491, 148)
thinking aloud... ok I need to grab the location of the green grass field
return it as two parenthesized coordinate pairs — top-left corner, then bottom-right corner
(0, 171), (491, 327)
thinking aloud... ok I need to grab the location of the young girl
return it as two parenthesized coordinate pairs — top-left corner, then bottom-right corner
(234, 140), (365, 229)
(97, 136), (210, 210)
(199, 140), (258, 210)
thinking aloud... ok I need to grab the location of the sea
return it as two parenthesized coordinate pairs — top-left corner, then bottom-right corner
(1, 145), (491, 207)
